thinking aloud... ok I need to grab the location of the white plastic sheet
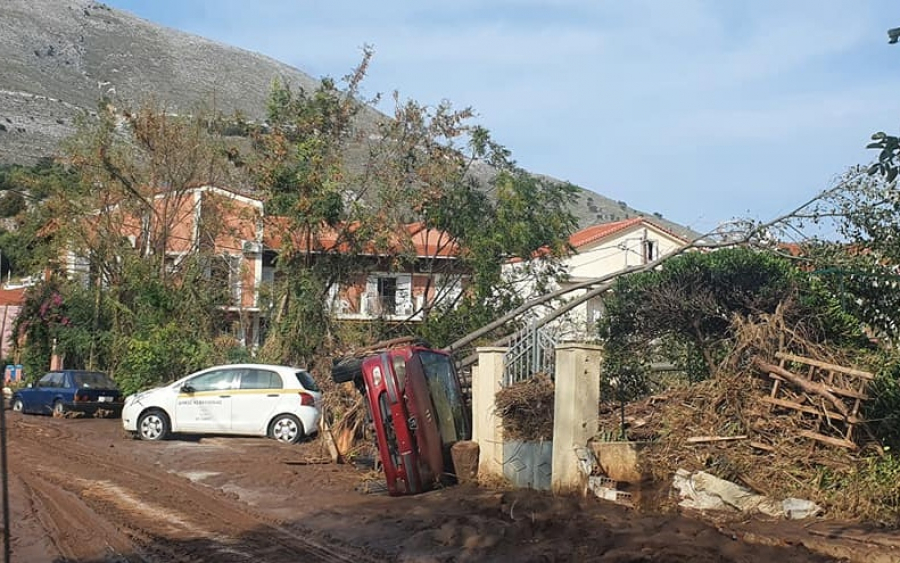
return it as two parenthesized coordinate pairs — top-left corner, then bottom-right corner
(673, 469), (821, 519)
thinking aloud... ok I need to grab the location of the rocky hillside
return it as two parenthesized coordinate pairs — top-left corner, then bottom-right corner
(0, 0), (695, 236)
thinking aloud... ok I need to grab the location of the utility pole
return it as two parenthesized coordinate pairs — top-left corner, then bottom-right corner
(0, 376), (9, 563)
(0, 244), (7, 563)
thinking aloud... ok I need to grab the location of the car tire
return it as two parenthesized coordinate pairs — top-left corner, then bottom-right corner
(53, 400), (66, 417)
(137, 409), (170, 441)
(269, 414), (304, 444)
(11, 398), (23, 413)
(331, 356), (362, 384)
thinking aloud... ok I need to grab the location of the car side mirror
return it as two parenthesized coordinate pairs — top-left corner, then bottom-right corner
(180, 384), (195, 394)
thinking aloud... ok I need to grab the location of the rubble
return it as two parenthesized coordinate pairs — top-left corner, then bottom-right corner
(595, 308), (897, 522)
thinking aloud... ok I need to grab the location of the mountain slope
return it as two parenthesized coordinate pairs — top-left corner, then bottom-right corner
(0, 0), (324, 162)
(0, 0), (696, 237)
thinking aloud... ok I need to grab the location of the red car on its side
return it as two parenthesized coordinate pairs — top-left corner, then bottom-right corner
(332, 342), (470, 496)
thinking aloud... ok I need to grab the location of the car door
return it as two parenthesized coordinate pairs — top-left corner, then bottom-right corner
(174, 368), (236, 434)
(230, 368), (284, 434)
(38, 372), (65, 414)
(22, 373), (54, 412)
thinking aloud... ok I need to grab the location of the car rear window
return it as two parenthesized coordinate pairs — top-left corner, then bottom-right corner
(239, 369), (283, 390)
(294, 370), (319, 392)
(73, 372), (118, 389)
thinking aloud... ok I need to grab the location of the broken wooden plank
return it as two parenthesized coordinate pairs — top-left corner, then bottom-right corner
(798, 430), (858, 450)
(750, 441), (775, 452)
(320, 419), (343, 464)
(686, 435), (748, 444)
(761, 396), (863, 424)
(822, 386), (868, 401)
(766, 373), (866, 401)
(775, 352), (874, 380)
(754, 358), (851, 418)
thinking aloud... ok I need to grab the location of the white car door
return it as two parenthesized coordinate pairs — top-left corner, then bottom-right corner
(175, 368), (237, 433)
(230, 368), (284, 434)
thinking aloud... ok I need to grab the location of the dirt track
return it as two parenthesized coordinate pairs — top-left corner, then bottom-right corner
(1, 413), (892, 562)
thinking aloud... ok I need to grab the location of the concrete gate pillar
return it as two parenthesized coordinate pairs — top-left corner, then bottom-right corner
(472, 347), (507, 481)
(551, 343), (602, 494)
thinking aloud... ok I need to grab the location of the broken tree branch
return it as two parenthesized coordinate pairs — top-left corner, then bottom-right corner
(446, 169), (868, 358)
(686, 435), (748, 444)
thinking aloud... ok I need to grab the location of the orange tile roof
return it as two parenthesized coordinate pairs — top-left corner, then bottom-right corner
(569, 217), (688, 249)
(569, 217), (645, 249)
(263, 218), (459, 258)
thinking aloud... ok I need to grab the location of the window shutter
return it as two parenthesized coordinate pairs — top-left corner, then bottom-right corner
(396, 274), (412, 315)
(364, 276), (379, 315)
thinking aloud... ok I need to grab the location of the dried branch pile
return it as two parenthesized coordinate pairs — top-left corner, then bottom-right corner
(598, 306), (895, 521)
(495, 373), (555, 441)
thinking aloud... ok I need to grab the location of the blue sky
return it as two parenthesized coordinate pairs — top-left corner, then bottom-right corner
(104, 0), (900, 234)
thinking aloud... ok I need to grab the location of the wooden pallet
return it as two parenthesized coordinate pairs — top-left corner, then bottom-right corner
(763, 352), (873, 450)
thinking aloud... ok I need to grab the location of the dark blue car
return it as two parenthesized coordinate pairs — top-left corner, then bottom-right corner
(11, 370), (124, 417)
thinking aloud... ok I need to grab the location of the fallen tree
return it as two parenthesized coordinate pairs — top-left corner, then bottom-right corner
(446, 168), (872, 365)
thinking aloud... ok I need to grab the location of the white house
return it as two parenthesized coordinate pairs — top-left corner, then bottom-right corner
(513, 217), (690, 341)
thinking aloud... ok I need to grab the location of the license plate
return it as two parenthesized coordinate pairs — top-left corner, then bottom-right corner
(99, 396), (112, 403)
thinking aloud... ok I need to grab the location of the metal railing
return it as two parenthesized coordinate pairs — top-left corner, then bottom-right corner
(502, 322), (557, 386)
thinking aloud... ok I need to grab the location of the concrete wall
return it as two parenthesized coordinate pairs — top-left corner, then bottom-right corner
(471, 342), (603, 495)
(472, 347), (506, 481)
(551, 343), (602, 494)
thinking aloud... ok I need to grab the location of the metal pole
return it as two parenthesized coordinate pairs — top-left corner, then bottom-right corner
(0, 380), (10, 563)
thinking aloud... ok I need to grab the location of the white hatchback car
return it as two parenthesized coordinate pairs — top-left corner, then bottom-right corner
(122, 364), (322, 444)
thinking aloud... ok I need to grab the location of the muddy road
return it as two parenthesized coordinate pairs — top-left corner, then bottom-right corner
(1, 412), (888, 562)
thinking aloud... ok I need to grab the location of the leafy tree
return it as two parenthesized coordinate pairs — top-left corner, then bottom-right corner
(798, 161), (900, 341)
(599, 247), (861, 394)
(12, 100), (246, 389)
(15, 52), (578, 386)
(253, 49), (577, 365)
(0, 162), (78, 278)
(14, 278), (71, 379)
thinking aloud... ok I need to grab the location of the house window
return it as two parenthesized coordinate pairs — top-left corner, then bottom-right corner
(377, 277), (397, 316)
(642, 239), (658, 263)
(208, 254), (242, 306)
(434, 274), (464, 311)
(365, 274), (412, 317)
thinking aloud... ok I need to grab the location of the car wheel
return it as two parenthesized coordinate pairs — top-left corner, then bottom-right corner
(269, 414), (304, 444)
(11, 398), (23, 413)
(137, 409), (170, 441)
(53, 400), (66, 417)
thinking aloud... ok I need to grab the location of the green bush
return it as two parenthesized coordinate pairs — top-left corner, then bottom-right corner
(600, 247), (864, 396)
(866, 358), (900, 450)
(0, 192), (25, 217)
(116, 324), (213, 395)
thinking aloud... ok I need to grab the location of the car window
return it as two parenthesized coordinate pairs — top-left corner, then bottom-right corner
(72, 372), (118, 389)
(186, 369), (236, 392)
(42, 372), (64, 388)
(239, 369), (282, 390)
(294, 370), (319, 392)
(418, 351), (467, 444)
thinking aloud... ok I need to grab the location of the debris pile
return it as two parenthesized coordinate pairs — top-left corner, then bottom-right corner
(494, 373), (555, 441)
(596, 309), (896, 521)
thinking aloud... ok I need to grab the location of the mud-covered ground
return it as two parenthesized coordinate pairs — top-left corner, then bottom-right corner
(3, 412), (897, 562)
